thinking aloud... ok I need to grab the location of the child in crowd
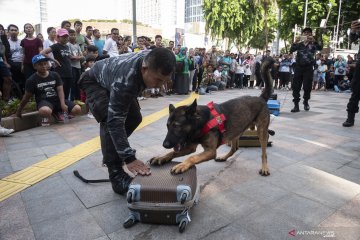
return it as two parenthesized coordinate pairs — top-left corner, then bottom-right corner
(80, 54), (97, 119)
(68, 29), (84, 101)
(40, 28), (73, 100)
(15, 54), (81, 125)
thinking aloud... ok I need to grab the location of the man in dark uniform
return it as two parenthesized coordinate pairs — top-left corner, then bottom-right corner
(343, 19), (360, 127)
(78, 48), (176, 194)
(290, 27), (322, 112)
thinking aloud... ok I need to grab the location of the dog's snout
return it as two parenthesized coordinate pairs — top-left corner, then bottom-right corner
(163, 140), (171, 149)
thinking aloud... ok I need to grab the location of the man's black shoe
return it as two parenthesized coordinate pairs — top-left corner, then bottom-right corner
(304, 102), (310, 111)
(291, 104), (300, 112)
(342, 119), (354, 127)
(108, 167), (133, 194)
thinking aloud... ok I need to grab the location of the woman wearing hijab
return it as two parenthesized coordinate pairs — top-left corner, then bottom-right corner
(174, 47), (193, 94)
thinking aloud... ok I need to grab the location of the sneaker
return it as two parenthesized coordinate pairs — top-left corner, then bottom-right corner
(87, 112), (95, 119)
(0, 126), (14, 136)
(108, 167), (133, 195)
(137, 96), (147, 101)
(41, 118), (50, 127)
(53, 112), (65, 122)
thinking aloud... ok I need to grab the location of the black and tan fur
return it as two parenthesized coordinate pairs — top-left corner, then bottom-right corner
(150, 58), (274, 176)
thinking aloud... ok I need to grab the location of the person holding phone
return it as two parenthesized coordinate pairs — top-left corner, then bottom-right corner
(290, 27), (322, 112)
(343, 19), (360, 127)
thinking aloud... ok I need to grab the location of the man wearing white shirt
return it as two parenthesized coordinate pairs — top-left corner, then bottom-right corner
(103, 28), (120, 57)
(7, 24), (25, 92)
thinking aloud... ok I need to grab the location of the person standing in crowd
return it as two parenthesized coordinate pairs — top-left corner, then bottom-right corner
(40, 29), (72, 102)
(123, 36), (133, 53)
(74, 21), (89, 52)
(243, 55), (252, 88)
(93, 29), (105, 56)
(85, 26), (94, 47)
(174, 47), (192, 95)
(67, 29), (84, 101)
(43, 27), (57, 68)
(343, 19), (360, 127)
(61, 20), (71, 31)
(334, 55), (347, 89)
(0, 24), (12, 102)
(278, 53), (292, 90)
(7, 24), (25, 95)
(20, 23), (43, 79)
(103, 28), (120, 57)
(154, 35), (162, 48)
(78, 48), (175, 194)
(290, 27), (322, 112)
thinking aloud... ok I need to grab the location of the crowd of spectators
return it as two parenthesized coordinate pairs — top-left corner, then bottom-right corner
(0, 20), (358, 136)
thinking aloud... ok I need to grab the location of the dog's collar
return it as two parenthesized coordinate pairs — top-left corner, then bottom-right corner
(198, 101), (226, 144)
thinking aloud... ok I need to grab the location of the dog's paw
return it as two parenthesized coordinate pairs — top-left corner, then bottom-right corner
(170, 162), (191, 174)
(259, 168), (270, 176)
(149, 156), (170, 165)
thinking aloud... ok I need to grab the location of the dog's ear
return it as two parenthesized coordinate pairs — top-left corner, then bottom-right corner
(169, 104), (175, 113)
(186, 99), (197, 115)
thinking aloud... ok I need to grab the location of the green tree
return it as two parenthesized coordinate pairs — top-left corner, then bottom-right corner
(277, 0), (360, 49)
(203, 0), (262, 48)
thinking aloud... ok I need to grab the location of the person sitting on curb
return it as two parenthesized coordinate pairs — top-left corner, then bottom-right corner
(0, 90), (14, 136)
(15, 54), (81, 125)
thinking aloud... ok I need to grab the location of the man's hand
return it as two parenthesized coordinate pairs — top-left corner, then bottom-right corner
(295, 36), (301, 43)
(126, 159), (151, 176)
(61, 104), (68, 113)
(307, 36), (314, 43)
(351, 20), (360, 33)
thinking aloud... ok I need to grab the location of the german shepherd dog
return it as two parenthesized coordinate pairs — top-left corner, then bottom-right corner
(150, 58), (274, 176)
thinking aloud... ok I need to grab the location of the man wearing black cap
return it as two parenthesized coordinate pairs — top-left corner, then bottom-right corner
(290, 27), (322, 112)
(343, 19), (360, 127)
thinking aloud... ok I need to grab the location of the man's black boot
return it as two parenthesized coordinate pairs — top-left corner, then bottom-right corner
(342, 112), (355, 127)
(291, 103), (300, 112)
(108, 165), (133, 194)
(303, 100), (310, 111)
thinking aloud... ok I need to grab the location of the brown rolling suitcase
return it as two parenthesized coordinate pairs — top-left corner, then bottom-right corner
(124, 161), (199, 233)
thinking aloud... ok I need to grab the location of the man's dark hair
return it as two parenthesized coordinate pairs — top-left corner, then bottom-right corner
(47, 27), (55, 34)
(68, 29), (76, 34)
(93, 29), (99, 34)
(7, 24), (18, 31)
(86, 26), (93, 31)
(74, 20), (82, 27)
(61, 20), (71, 28)
(155, 35), (162, 40)
(144, 48), (176, 75)
(111, 28), (119, 33)
(169, 40), (174, 44)
(87, 45), (98, 53)
(124, 36), (131, 41)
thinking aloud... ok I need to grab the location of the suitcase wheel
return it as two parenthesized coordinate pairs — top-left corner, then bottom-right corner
(123, 215), (137, 229)
(180, 192), (188, 204)
(127, 189), (136, 204)
(178, 218), (189, 233)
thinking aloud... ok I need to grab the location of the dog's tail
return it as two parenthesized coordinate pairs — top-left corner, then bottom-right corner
(260, 57), (275, 101)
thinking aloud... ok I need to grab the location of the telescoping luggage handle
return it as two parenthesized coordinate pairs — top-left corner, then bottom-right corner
(126, 184), (193, 204)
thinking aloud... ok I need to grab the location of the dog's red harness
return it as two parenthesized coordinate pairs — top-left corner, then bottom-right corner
(199, 101), (226, 143)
